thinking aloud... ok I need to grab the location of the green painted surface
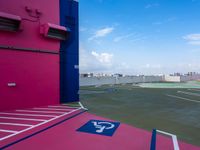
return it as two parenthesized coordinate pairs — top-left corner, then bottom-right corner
(80, 83), (200, 146)
(139, 81), (200, 88)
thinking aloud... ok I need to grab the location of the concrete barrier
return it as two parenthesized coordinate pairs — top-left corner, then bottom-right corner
(80, 76), (163, 86)
(163, 75), (180, 82)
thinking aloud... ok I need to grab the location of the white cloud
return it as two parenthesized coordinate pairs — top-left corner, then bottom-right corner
(187, 41), (200, 46)
(79, 46), (93, 69)
(183, 33), (200, 46)
(91, 51), (113, 64)
(79, 45), (114, 73)
(80, 47), (200, 74)
(113, 33), (134, 42)
(114, 33), (146, 43)
(89, 27), (114, 40)
(183, 34), (200, 41)
(113, 36), (124, 42)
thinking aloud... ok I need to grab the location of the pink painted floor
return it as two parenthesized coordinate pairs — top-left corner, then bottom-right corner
(0, 105), (200, 150)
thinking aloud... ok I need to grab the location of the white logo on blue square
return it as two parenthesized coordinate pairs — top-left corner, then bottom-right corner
(77, 120), (120, 136)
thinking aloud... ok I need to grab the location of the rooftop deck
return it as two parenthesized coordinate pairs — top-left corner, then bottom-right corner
(0, 104), (199, 150)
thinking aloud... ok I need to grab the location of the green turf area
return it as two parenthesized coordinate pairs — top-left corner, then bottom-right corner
(80, 83), (200, 146)
(139, 81), (200, 88)
(63, 102), (80, 107)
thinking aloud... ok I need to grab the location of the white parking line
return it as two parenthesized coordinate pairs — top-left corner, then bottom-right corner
(166, 94), (200, 103)
(33, 108), (72, 111)
(0, 129), (18, 134)
(0, 107), (82, 141)
(177, 91), (200, 97)
(78, 102), (88, 110)
(157, 130), (179, 150)
(0, 117), (47, 122)
(48, 105), (79, 109)
(61, 104), (80, 108)
(0, 122), (33, 127)
(188, 89), (200, 92)
(16, 110), (66, 114)
(0, 112), (57, 118)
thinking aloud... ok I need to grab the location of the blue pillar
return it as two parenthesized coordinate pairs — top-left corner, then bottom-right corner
(60, 0), (79, 103)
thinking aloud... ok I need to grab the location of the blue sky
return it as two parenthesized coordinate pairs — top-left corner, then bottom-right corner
(79, 0), (200, 75)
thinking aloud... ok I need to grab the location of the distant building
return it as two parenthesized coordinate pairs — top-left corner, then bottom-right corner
(80, 73), (93, 77)
(187, 72), (197, 76)
(173, 72), (181, 76)
(113, 73), (123, 77)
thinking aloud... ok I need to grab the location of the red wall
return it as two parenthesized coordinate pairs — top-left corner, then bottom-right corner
(0, 0), (60, 51)
(0, 0), (60, 111)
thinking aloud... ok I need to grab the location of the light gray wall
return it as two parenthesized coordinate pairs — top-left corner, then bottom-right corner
(80, 74), (200, 86)
(80, 76), (163, 86)
(80, 76), (116, 86)
(163, 75), (180, 82)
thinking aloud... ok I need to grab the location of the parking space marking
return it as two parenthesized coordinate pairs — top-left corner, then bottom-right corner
(166, 94), (200, 103)
(188, 89), (200, 92)
(0, 117), (47, 122)
(0, 123), (33, 127)
(0, 113), (57, 118)
(48, 105), (78, 109)
(16, 110), (66, 114)
(177, 91), (200, 97)
(0, 107), (82, 141)
(61, 104), (80, 108)
(0, 129), (18, 134)
(33, 108), (72, 111)
(157, 130), (179, 150)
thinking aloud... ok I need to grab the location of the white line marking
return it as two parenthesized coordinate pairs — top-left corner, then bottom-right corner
(61, 104), (80, 108)
(16, 110), (66, 114)
(33, 108), (72, 111)
(48, 105), (79, 109)
(157, 130), (179, 150)
(0, 122), (33, 127)
(157, 130), (175, 137)
(188, 89), (200, 92)
(0, 129), (18, 134)
(79, 102), (84, 109)
(177, 90), (200, 97)
(0, 112), (57, 118)
(172, 136), (180, 150)
(0, 107), (82, 141)
(78, 102), (88, 110)
(0, 117), (47, 122)
(166, 94), (200, 103)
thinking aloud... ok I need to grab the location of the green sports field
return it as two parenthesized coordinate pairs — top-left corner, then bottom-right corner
(80, 81), (200, 146)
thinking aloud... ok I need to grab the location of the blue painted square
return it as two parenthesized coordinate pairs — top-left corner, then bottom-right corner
(77, 120), (120, 136)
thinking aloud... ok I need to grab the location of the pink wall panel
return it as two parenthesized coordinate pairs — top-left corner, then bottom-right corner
(0, 0), (60, 110)
(0, 0), (60, 51)
(0, 50), (59, 111)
